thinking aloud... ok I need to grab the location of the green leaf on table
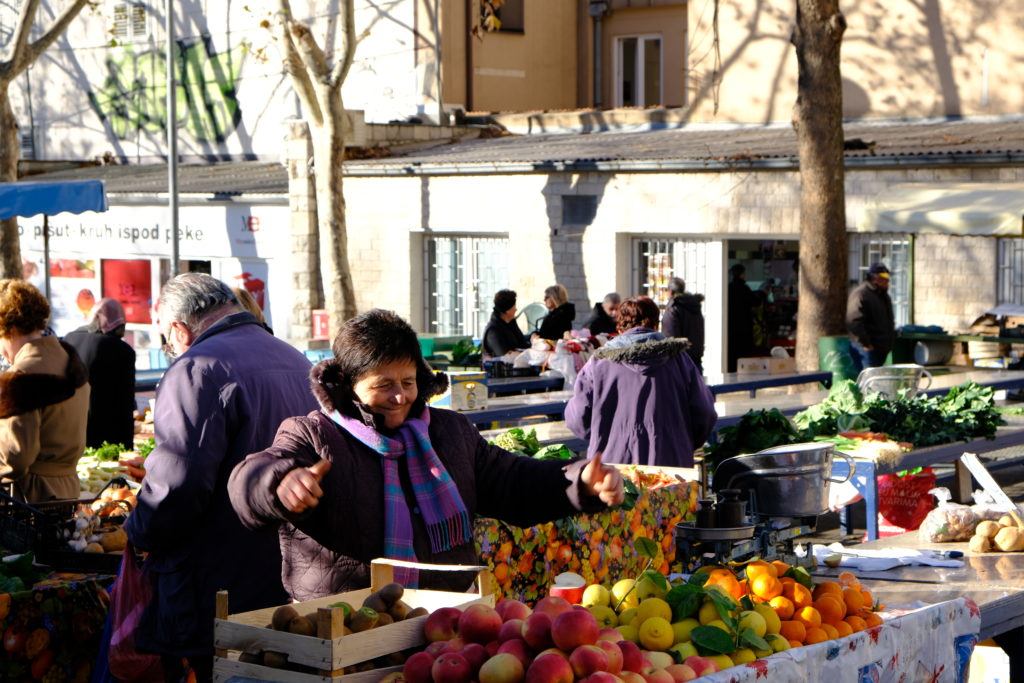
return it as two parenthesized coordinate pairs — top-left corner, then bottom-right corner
(705, 589), (739, 632)
(691, 625), (736, 656)
(739, 627), (771, 653)
(785, 566), (814, 589)
(635, 536), (659, 560)
(739, 595), (755, 612)
(665, 583), (703, 620)
(688, 572), (710, 587)
(641, 569), (670, 593)
(620, 479), (640, 511)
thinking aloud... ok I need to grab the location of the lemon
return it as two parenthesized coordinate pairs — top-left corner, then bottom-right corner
(731, 648), (757, 665)
(670, 641), (698, 660)
(753, 603), (782, 635)
(611, 579), (639, 612)
(754, 648), (773, 658)
(635, 573), (668, 600)
(707, 619), (733, 635)
(671, 618), (700, 644)
(698, 601), (719, 625)
(709, 655), (735, 672)
(582, 584), (610, 608)
(589, 605), (618, 628)
(738, 610), (767, 638)
(766, 634), (791, 653)
(617, 623), (640, 644)
(618, 607), (639, 626)
(638, 616), (674, 651)
(636, 597), (672, 626)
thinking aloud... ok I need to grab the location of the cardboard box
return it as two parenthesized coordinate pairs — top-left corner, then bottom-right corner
(430, 371), (488, 411)
(737, 356), (796, 374)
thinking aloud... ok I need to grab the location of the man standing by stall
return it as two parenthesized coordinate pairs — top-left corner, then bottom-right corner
(124, 273), (317, 681)
(847, 262), (896, 370)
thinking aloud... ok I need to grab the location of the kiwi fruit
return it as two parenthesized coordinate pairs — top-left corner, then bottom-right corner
(388, 599), (411, 621)
(362, 593), (389, 613)
(329, 601), (354, 625)
(271, 605), (299, 631)
(376, 612), (394, 626)
(263, 651), (288, 669)
(377, 582), (404, 607)
(238, 651), (261, 664)
(406, 606), (429, 619)
(349, 607), (379, 633)
(287, 616), (316, 636)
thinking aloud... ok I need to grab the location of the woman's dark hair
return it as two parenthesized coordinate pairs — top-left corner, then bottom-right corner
(616, 296), (661, 333)
(493, 289), (517, 314)
(324, 309), (447, 407)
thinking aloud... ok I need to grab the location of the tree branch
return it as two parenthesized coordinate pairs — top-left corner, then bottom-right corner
(3, 0), (41, 77)
(19, 0), (94, 77)
(276, 0), (324, 125)
(330, 0), (357, 88)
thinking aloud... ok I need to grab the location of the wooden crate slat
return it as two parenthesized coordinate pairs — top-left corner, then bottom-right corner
(337, 665), (402, 681)
(214, 657), (329, 683)
(215, 621), (332, 669)
(228, 588), (375, 626)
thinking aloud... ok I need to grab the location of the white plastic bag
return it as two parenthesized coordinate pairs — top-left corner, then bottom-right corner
(548, 341), (578, 390)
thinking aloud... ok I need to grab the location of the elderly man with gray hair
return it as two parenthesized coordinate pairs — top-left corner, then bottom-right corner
(582, 292), (621, 336)
(124, 272), (317, 681)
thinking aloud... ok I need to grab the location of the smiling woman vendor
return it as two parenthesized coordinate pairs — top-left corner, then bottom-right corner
(229, 309), (624, 599)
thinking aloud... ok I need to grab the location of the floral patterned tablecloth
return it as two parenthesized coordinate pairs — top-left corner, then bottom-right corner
(475, 475), (699, 602)
(0, 573), (111, 683)
(702, 597), (980, 683)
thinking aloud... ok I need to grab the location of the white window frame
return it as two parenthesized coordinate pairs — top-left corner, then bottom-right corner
(109, 1), (149, 43)
(613, 34), (663, 108)
(997, 238), (1024, 305)
(424, 235), (510, 337)
(848, 233), (913, 327)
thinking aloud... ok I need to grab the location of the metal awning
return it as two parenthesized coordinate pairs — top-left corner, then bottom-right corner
(855, 183), (1024, 236)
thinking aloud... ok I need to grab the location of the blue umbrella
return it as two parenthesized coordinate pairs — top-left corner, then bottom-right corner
(0, 179), (108, 298)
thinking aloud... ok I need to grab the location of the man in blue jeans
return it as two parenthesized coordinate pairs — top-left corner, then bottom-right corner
(846, 262), (896, 371)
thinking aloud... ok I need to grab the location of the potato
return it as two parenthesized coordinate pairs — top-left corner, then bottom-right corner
(976, 520), (1002, 539)
(969, 534), (992, 553)
(994, 526), (1024, 552)
(84, 542), (104, 553)
(998, 515), (1017, 528)
(99, 528), (127, 552)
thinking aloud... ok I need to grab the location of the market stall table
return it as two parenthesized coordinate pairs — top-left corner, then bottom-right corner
(705, 369), (832, 397)
(486, 375), (564, 396)
(815, 530), (1024, 680)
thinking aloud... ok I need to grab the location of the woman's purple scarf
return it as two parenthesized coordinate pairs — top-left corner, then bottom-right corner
(326, 407), (471, 586)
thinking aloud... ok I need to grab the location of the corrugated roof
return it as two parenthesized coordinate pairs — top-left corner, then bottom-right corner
(27, 118), (1024, 194)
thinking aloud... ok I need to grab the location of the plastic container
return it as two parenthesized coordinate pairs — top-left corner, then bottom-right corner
(818, 336), (858, 382)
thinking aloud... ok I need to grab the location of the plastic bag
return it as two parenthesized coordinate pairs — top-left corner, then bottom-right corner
(918, 487), (978, 542)
(548, 341), (579, 390)
(970, 489), (1022, 521)
(109, 543), (163, 681)
(876, 468), (937, 536)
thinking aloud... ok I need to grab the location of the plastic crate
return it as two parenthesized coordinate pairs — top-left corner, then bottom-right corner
(0, 493), (79, 555)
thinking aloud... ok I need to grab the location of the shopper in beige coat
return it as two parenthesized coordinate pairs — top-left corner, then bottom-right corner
(0, 280), (89, 502)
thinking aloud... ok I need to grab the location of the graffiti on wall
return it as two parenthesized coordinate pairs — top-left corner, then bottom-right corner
(88, 35), (245, 143)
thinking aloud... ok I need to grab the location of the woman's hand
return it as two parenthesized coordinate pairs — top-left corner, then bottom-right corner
(119, 456), (146, 483)
(276, 459), (332, 514)
(581, 452), (624, 506)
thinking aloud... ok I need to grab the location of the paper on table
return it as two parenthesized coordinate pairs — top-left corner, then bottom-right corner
(812, 543), (964, 571)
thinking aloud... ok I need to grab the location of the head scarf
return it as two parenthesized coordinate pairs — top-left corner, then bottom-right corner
(92, 298), (126, 334)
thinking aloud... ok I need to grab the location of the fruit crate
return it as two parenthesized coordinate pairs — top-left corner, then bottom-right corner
(213, 558), (496, 682)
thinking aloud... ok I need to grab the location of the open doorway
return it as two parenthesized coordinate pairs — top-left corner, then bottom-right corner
(726, 239), (799, 371)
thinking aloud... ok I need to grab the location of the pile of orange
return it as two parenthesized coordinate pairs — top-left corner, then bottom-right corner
(741, 564), (884, 649)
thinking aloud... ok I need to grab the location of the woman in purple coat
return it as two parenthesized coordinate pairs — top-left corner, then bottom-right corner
(566, 296), (718, 468)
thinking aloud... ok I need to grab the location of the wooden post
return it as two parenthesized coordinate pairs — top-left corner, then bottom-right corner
(370, 561), (395, 592)
(319, 606), (346, 678)
(214, 590), (229, 659)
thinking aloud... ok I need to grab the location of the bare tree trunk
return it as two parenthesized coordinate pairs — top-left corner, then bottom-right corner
(311, 90), (357, 338)
(0, 88), (22, 278)
(792, 0), (847, 371)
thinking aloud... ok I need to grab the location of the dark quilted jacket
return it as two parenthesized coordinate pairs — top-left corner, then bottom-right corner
(229, 361), (604, 600)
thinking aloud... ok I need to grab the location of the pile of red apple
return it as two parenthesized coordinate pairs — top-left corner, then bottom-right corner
(404, 596), (720, 683)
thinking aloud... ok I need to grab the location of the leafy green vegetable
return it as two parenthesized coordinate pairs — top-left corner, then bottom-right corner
(691, 625), (735, 655)
(82, 441), (128, 462)
(451, 339), (482, 365)
(703, 409), (800, 472)
(794, 380), (867, 437)
(620, 479), (640, 511)
(532, 444), (574, 461)
(489, 427), (542, 456)
(136, 438), (156, 459)
(0, 552), (44, 592)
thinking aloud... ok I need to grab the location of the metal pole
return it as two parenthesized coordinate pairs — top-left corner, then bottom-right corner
(43, 215), (50, 300)
(166, 0), (180, 277)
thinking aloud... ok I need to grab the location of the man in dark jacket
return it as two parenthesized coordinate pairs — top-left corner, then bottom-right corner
(63, 298), (136, 448)
(481, 289), (528, 357)
(661, 277), (705, 371)
(847, 262), (896, 370)
(582, 293), (621, 336)
(727, 264), (757, 372)
(124, 273), (317, 681)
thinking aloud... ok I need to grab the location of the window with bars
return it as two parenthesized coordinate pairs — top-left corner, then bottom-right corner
(111, 2), (148, 41)
(425, 236), (510, 337)
(848, 233), (912, 327)
(997, 238), (1024, 305)
(632, 237), (711, 308)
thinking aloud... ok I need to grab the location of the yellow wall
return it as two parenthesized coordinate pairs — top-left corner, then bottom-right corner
(687, 0), (1024, 123)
